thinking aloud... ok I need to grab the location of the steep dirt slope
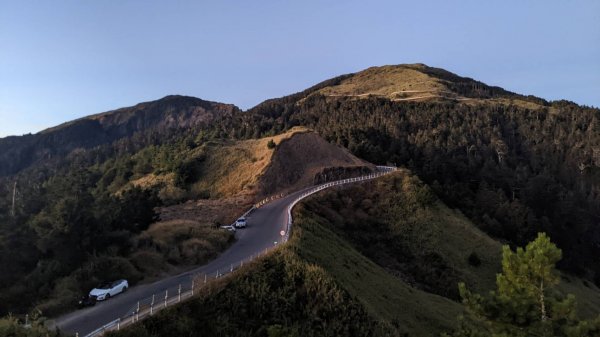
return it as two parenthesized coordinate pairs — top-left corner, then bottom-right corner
(258, 131), (375, 196)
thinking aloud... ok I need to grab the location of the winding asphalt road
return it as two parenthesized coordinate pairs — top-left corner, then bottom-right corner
(52, 186), (310, 336)
(52, 168), (395, 336)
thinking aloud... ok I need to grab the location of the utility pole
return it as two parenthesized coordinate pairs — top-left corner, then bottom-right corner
(11, 180), (17, 217)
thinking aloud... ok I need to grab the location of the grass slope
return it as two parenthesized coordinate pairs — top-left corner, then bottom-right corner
(313, 63), (550, 109)
(108, 251), (384, 337)
(259, 131), (373, 196)
(122, 126), (370, 203)
(301, 170), (502, 297)
(316, 64), (451, 101)
(192, 127), (311, 198)
(300, 171), (600, 318)
(291, 212), (460, 336)
(109, 212), (459, 337)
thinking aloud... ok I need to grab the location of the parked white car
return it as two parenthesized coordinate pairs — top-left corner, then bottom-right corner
(235, 217), (247, 228)
(89, 279), (128, 301)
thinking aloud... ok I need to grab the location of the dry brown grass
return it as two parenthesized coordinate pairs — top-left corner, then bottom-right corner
(312, 64), (555, 111)
(317, 64), (455, 101)
(144, 219), (205, 243)
(130, 173), (175, 189)
(191, 126), (311, 198)
(118, 127), (311, 203)
(139, 219), (232, 265)
(125, 126), (365, 204)
(159, 195), (252, 226)
(156, 126), (370, 229)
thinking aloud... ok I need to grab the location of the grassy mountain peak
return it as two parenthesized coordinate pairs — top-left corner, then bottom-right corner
(316, 63), (456, 101)
(304, 63), (552, 109)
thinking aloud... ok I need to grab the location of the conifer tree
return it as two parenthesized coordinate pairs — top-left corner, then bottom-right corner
(446, 233), (600, 337)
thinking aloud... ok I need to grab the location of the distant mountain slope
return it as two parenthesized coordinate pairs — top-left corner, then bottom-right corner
(245, 64), (600, 285)
(0, 95), (240, 176)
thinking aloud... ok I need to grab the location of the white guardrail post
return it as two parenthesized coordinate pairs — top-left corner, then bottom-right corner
(83, 166), (396, 337)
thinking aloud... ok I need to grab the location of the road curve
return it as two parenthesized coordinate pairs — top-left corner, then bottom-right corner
(52, 168), (394, 336)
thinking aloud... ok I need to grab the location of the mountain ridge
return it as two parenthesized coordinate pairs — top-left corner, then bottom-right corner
(0, 95), (240, 176)
(1, 63), (582, 142)
(40, 95), (237, 134)
(1, 64), (594, 178)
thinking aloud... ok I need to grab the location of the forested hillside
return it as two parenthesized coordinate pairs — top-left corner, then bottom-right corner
(0, 95), (243, 316)
(239, 65), (600, 284)
(0, 95), (239, 176)
(1, 63), (599, 325)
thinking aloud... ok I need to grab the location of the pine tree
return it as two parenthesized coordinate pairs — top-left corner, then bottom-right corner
(446, 233), (600, 337)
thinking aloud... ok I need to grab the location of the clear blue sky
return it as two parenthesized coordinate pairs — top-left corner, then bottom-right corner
(1, 1), (599, 137)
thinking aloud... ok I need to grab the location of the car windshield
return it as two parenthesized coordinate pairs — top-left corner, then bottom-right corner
(97, 283), (112, 289)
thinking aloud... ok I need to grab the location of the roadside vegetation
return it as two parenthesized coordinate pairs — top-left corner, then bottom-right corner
(0, 315), (58, 337)
(108, 249), (384, 337)
(0, 126), (361, 319)
(107, 170), (600, 337)
(0, 131), (228, 317)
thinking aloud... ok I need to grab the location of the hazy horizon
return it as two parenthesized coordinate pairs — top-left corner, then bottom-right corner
(1, 1), (599, 137)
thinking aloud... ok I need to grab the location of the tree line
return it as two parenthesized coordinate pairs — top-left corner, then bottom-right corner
(242, 94), (600, 284)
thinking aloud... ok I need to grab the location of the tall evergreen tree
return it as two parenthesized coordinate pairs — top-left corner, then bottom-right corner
(447, 233), (600, 337)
